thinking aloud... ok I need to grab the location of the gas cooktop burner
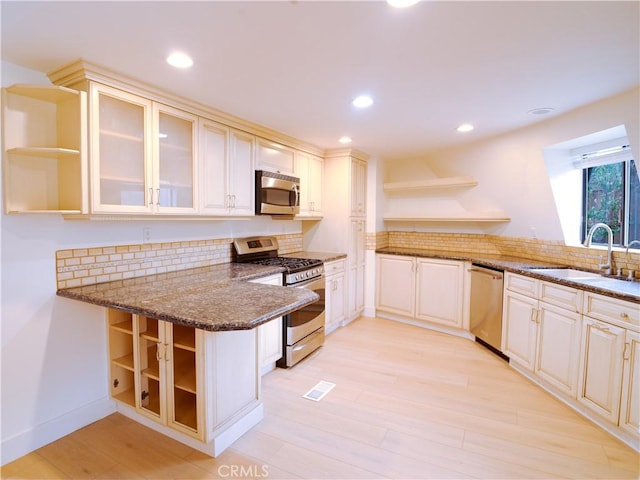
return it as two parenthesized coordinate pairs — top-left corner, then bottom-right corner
(248, 257), (323, 273)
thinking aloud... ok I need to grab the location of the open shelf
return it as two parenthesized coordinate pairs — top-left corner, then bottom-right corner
(112, 353), (135, 371)
(383, 212), (511, 223)
(3, 84), (86, 214)
(383, 175), (478, 193)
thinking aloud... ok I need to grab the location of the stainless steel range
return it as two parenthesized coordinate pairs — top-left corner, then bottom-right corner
(234, 236), (325, 367)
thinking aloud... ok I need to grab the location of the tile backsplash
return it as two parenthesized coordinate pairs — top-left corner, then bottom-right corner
(55, 233), (303, 289)
(373, 231), (640, 278)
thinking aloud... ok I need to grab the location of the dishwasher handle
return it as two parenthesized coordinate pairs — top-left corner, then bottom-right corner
(468, 267), (503, 280)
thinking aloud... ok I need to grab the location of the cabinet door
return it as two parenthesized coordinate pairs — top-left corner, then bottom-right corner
(256, 138), (294, 174)
(228, 129), (255, 216)
(154, 104), (197, 213)
(502, 290), (538, 370)
(619, 330), (640, 436)
(199, 120), (230, 214)
(90, 84), (152, 213)
(577, 317), (625, 424)
(295, 151), (323, 216)
(348, 219), (366, 320)
(376, 255), (415, 317)
(136, 316), (164, 421)
(535, 303), (582, 397)
(415, 259), (464, 328)
(326, 272), (346, 333)
(250, 274), (283, 373)
(350, 158), (366, 216)
(168, 323), (202, 437)
(308, 154), (323, 214)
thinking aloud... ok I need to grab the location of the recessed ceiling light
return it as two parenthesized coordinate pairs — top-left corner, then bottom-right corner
(528, 107), (555, 116)
(339, 136), (352, 144)
(456, 123), (474, 133)
(166, 52), (193, 69)
(352, 95), (374, 108)
(387, 0), (420, 7)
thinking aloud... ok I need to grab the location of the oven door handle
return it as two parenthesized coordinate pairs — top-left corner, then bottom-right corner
(292, 275), (325, 289)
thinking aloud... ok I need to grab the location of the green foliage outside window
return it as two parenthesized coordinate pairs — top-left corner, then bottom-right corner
(584, 160), (639, 246)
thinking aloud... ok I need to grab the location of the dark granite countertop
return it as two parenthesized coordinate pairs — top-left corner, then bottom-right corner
(376, 247), (640, 304)
(56, 263), (319, 331)
(283, 251), (347, 263)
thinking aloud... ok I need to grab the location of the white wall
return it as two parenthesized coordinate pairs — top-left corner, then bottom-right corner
(382, 87), (640, 241)
(0, 61), (302, 464)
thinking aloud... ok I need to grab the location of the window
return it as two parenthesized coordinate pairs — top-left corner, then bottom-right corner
(580, 147), (639, 247)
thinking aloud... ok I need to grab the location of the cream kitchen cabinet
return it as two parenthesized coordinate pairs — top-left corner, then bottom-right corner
(199, 119), (254, 216)
(256, 138), (295, 175)
(325, 259), (346, 334)
(349, 218), (366, 320)
(294, 151), (323, 217)
(578, 292), (640, 437)
(415, 257), (465, 328)
(350, 157), (367, 217)
(620, 330), (640, 438)
(305, 149), (369, 323)
(2, 84), (87, 214)
(89, 83), (198, 214)
(502, 273), (583, 397)
(250, 274), (283, 374)
(376, 254), (415, 317)
(376, 254), (467, 331)
(107, 307), (261, 456)
(108, 309), (204, 439)
(577, 316), (626, 424)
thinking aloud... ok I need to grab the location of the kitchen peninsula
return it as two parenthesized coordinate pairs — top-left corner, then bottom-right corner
(56, 262), (319, 457)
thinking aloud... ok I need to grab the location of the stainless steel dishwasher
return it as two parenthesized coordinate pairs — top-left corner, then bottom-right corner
(469, 265), (507, 358)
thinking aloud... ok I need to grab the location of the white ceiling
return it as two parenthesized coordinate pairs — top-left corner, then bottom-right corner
(2, 1), (639, 160)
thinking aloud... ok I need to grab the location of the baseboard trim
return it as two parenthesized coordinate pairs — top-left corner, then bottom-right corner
(1, 396), (115, 466)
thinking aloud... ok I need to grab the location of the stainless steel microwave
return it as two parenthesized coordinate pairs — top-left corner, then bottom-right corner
(255, 170), (300, 216)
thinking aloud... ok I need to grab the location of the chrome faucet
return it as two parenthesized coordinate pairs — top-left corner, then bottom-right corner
(584, 222), (614, 273)
(626, 240), (640, 254)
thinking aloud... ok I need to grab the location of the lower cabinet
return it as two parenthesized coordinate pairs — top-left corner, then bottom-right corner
(502, 274), (582, 397)
(325, 259), (346, 334)
(108, 309), (203, 439)
(577, 316), (625, 423)
(376, 254), (467, 331)
(578, 292), (640, 440)
(107, 307), (261, 456)
(503, 275), (639, 450)
(250, 274), (283, 374)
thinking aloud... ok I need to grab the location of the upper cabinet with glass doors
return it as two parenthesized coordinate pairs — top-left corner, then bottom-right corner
(89, 83), (197, 214)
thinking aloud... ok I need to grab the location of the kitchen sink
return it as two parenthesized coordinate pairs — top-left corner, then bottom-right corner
(528, 268), (603, 280)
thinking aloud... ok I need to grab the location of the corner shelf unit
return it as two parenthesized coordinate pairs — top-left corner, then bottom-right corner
(2, 84), (87, 214)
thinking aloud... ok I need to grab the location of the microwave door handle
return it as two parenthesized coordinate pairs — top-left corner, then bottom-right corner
(293, 184), (299, 209)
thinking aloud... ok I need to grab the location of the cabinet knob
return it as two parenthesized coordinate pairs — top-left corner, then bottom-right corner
(141, 391), (149, 400)
(620, 312), (629, 319)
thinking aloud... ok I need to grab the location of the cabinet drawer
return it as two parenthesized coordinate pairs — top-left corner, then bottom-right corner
(583, 292), (640, 330)
(540, 281), (583, 313)
(324, 259), (346, 275)
(505, 273), (539, 297)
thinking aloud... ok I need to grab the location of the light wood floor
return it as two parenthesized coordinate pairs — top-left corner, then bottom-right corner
(3, 316), (639, 479)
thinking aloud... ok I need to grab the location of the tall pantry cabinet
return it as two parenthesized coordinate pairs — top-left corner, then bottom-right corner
(305, 149), (368, 324)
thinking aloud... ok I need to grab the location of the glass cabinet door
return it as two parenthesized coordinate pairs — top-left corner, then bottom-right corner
(154, 104), (197, 213)
(137, 316), (164, 420)
(90, 84), (152, 213)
